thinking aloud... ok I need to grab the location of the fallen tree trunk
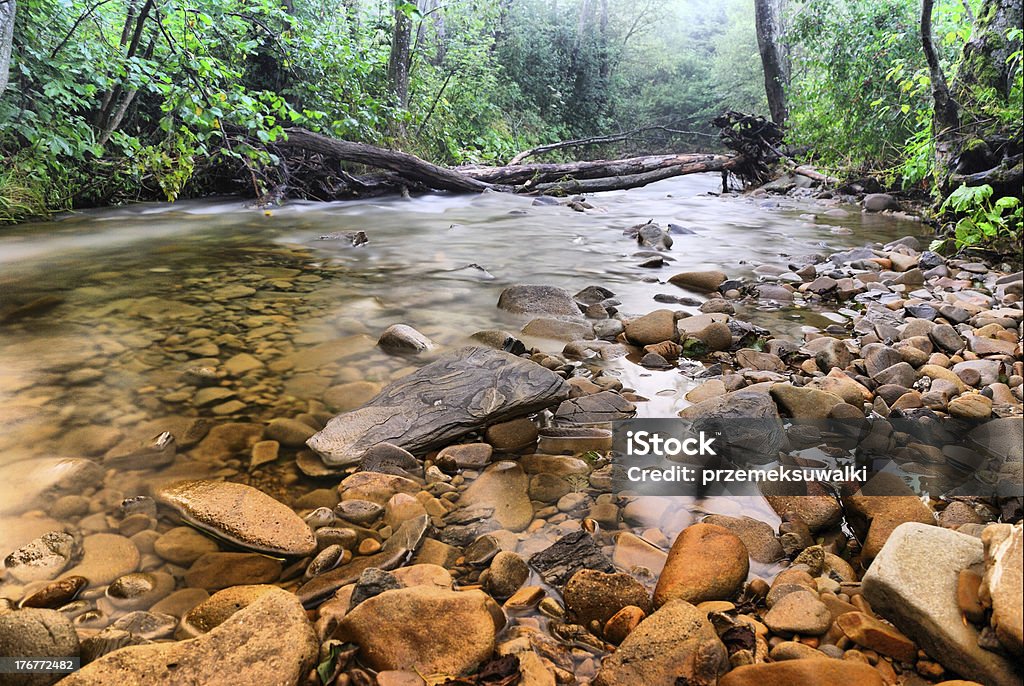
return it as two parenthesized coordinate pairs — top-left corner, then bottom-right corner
(524, 155), (738, 195)
(265, 127), (738, 200)
(274, 127), (494, 194)
(460, 153), (734, 187)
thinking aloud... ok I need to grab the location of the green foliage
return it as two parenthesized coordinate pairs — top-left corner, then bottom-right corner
(786, 0), (975, 176)
(931, 183), (1023, 253)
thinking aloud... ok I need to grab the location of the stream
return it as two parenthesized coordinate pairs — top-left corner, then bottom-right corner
(0, 174), (931, 675)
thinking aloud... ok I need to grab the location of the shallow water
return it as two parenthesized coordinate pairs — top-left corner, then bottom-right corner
(0, 175), (927, 646)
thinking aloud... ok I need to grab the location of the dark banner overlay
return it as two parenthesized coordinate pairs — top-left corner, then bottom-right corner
(610, 416), (1023, 499)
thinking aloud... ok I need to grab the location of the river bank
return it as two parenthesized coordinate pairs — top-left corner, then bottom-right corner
(0, 177), (1021, 686)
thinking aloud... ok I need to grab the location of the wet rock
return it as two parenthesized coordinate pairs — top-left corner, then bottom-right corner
(863, 522), (1019, 686)
(864, 193), (899, 212)
(835, 611), (917, 661)
(336, 587), (505, 675)
(980, 523), (1023, 656)
(360, 443), (421, 475)
(155, 480), (316, 557)
(846, 473), (934, 562)
(529, 531), (614, 587)
(0, 608), (80, 686)
(669, 270), (727, 293)
(461, 462), (533, 532)
(624, 309), (677, 345)
(563, 569), (652, 629)
(384, 493), (428, 529)
(770, 383), (844, 419)
(436, 443), (492, 470)
(153, 526), (220, 566)
(948, 393), (992, 420)
(763, 489), (842, 532)
(654, 523), (749, 607)
(179, 585), (276, 637)
(61, 587), (316, 686)
(521, 317), (594, 341)
(184, 552), (282, 590)
(339, 471), (419, 505)
(763, 588), (832, 635)
(19, 576), (87, 609)
(334, 499), (384, 526)
(322, 381), (382, 413)
(308, 348), (569, 466)
(150, 588), (209, 620)
(485, 418), (539, 452)
(720, 661), (884, 686)
(264, 417), (317, 447)
(378, 324), (435, 354)
(554, 391), (636, 425)
(678, 390), (784, 461)
(593, 599), (729, 686)
(703, 515), (784, 564)
(63, 533), (140, 586)
(483, 551), (529, 599)
(3, 531), (76, 583)
(349, 568), (402, 609)
(106, 572), (175, 609)
(497, 285), (582, 319)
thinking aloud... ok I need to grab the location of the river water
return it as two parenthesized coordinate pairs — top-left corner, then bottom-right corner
(0, 175), (927, 647)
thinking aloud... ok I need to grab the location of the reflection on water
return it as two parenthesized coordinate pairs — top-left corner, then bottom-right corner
(0, 175), (925, 630)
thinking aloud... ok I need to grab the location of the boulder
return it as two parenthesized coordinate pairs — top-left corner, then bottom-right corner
(0, 609), (79, 686)
(863, 522), (1020, 686)
(497, 285), (582, 319)
(668, 271), (727, 293)
(563, 569), (652, 628)
(720, 661), (884, 686)
(980, 523), (1023, 656)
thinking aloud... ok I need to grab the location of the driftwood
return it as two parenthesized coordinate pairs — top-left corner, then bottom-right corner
(506, 125), (718, 166)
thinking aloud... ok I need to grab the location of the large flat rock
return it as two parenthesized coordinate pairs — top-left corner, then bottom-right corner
(862, 522), (1021, 686)
(58, 587), (316, 686)
(308, 347), (570, 466)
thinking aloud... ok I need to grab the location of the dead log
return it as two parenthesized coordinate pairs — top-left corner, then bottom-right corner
(460, 153), (735, 187)
(525, 155), (738, 195)
(273, 127), (493, 193)
(506, 125), (718, 166)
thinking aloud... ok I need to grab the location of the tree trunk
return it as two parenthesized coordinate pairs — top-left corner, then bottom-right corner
(387, 2), (413, 110)
(754, 0), (789, 126)
(924, 0), (1023, 198)
(0, 0), (14, 98)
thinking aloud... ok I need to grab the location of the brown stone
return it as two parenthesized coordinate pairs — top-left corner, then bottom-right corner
(654, 523), (749, 607)
(719, 660), (884, 686)
(835, 611), (917, 662)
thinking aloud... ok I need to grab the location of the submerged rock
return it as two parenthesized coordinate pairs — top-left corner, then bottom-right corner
(307, 347), (570, 466)
(0, 458), (104, 516)
(59, 587), (317, 686)
(155, 480), (315, 557)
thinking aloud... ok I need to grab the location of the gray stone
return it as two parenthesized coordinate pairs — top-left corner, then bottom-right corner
(3, 531), (76, 583)
(308, 348), (570, 466)
(862, 522), (1019, 686)
(497, 285), (582, 319)
(554, 391), (636, 425)
(377, 324), (435, 354)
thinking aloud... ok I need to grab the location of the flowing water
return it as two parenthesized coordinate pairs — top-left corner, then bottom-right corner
(0, 175), (927, 657)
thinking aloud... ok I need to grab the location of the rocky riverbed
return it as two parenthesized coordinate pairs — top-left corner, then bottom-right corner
(0, 181), (1021, 686)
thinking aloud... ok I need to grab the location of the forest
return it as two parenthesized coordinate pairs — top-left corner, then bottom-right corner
(0, 0), (1021, 252)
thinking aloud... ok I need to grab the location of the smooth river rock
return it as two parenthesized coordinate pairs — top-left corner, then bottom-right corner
(307, 347), (570, 466)
(155, 480), (315, 557)
(0, 458), (104, 516)
(336, 587), (505, 675)
(654, 523), (749, 607)
(58, 587), (317, 686)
